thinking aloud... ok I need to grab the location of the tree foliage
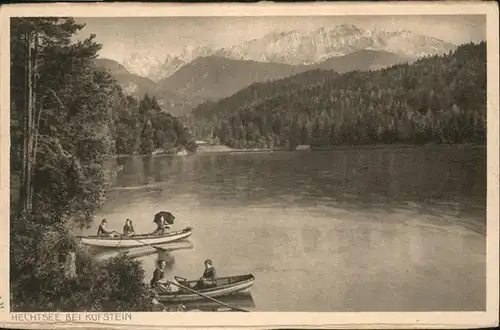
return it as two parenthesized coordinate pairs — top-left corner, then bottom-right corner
(187, 42), (486, 149)
(10, 18), (156, 312)
(113, 93), (197, 155)
(10, 220), (154, 312)
(11, 17), (115, 226)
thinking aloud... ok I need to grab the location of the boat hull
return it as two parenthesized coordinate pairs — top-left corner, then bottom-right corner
(78, 228), (192, 248)
(158, 274), (255, 303)
(93, 241), (195, 261)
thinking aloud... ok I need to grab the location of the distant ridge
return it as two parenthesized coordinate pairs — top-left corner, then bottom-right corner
(312, 49), (413, 73)
(93, 58), (201, 116)
(186, 42), (486, 149)
(156, 56), (310, 102)
(96, 48), (411, 116)
(94, 58), (159, 98)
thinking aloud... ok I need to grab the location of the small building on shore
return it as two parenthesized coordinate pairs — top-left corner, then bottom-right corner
(296, 145), (311, 151)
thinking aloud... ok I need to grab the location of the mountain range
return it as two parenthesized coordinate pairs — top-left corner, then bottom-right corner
(156, 56), (309, 102)
(94, 24), (458, 116)
(123, 45), (216, 82)
(187, 42), (486, 148)
(93, 58), (199, 116)
(120, 24), (456, 82)
(96, 49), (411, 115)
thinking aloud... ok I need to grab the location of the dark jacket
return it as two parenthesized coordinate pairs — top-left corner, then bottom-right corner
(202, 267), (217, 281)
(150, 268), (165, 287)
(123, 224), (135, 236)
(97, 224), (111, 236)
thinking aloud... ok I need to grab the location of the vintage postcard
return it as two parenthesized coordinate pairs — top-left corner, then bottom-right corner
(0, 2), (498, 329)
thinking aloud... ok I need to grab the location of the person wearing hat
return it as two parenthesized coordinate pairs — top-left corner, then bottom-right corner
(97, 219), (115, 237)
(196, 259), (217, 290)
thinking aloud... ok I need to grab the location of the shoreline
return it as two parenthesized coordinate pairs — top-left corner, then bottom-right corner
(309, 142), (486, 151)
(112, 143), (485, 159)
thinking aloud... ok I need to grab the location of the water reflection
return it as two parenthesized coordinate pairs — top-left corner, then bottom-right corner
(108, 147), (485, 225)
(92, 240), (194, 262)
(112, 155), (176, 189)
(97, 146), (486, 311)
(161, 293), (255, 312)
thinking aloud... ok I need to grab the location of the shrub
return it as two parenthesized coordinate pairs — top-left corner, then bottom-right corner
(10, 215), (154, 312)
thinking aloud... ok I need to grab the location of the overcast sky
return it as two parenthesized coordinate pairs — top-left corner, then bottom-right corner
(74, 15), (486, 63)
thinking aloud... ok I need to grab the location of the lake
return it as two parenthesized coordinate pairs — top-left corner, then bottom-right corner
(89, 145), (486, 312)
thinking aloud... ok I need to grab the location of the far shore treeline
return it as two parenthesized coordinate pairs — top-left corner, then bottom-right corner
(185, 42), (486, 150)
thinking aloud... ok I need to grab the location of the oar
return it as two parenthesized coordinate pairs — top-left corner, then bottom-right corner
(165, 280), (250, 312)
(112, 231), (168, 252)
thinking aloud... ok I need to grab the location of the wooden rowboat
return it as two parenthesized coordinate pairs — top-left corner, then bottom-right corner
(78, 227), (193, 248)
(157, 274), (255, 303)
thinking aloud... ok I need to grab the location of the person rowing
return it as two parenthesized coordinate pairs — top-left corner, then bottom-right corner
(150, 259), (170, 292)
(194, 259), (217, 290)
(97, 219), (116, 237)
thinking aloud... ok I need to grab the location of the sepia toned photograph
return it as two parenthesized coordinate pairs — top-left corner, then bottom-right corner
(0, 2), (498, 329)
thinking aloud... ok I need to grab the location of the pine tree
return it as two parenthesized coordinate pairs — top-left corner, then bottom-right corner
(11, 18), (114, 225)
(10, 17), (153, 313)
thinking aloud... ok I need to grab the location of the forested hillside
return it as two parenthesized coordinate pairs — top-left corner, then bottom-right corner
(185, 69), (340, 136)
(94, 58), (202, 117)
(113, 93), (197, 155)
(187, 42), (486, 149)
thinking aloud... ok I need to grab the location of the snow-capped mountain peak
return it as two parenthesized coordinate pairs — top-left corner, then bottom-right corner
(121, 24), (457, 81)
(122, 52), (167, 80)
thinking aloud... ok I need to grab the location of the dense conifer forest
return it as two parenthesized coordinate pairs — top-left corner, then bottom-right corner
(112, 93), (197, 155)
(186, 42), (486, 149)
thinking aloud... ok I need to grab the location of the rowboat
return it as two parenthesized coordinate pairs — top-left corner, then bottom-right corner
(157, 274), (255, 303)
(78, 227), (193, 248)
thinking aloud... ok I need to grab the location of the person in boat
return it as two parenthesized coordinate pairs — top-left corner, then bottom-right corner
(150, 259), (169, 291)
(151, 215), (170, 236)
(97, 219), (115, 237)
(123, 219), (135, 236)
(195, 259), (217, 290)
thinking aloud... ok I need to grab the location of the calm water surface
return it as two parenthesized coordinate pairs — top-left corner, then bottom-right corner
(89, 146), (486, 312)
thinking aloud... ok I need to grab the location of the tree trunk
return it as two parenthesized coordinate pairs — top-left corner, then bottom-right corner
(28, 31), (39, 211)
(18, 34), (29, 217)
(63, 251), (77, 280)
(19, 29), (36, 216)
(25, 33), (34, 215)
(19, 32), (33, 217)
